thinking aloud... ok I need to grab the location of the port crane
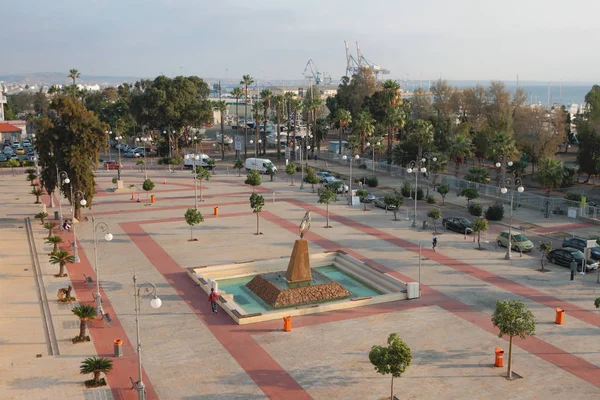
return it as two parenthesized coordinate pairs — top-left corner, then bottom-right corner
(345, 40), (390, 80)
(303, 59), (332, 85)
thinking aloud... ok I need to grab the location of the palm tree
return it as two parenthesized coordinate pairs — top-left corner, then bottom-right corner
(260, 89), (273, 155)
(536, 157), (564, 196)
(309, 96), (323, 153)
(214, 100), (227, 160)
(383, 105), (405, 163)
(50, 250), (74, 277)
(272, 95), (285, 160)
(72, 304), (97, 341)
(486, 132), (517, 184)
(382, 79), (402, 106)
(68, 69), (80, 86)
(335, 109), (352, 155)
(240, 75), (254, 158)
(284, 92), (296, 145)
(289, 98), (302, 148)
(44, 222), (57, 238)
(231, 87), (244, 136)
(80, 357), (113, 385)
(449, 134), (473, 178)
(31, 188), (43, 204)
(406, 119), (434, 161)
(353, 110), (376, 153)
(46, 235), (63, 254)
(251, 101), (264, 156)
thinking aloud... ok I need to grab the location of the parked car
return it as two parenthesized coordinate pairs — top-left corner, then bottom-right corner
(15, 148), (25, 155)
(103, 160), (122, 170)
(374, 197), (397, 210)
(562, 237), (600, 260)
(316, 171), (332, 182)
(12, 142), (20, 149)
(3, 146), (14, 155)
(0, 154), (7, 162)
(496, 231), (534, 252)
(442, 217), (473, 234)
(546, 248), (599, 272)
(359, 192), (376, 203)
(125, 148), (145, 158)
(323, 176), (347, 193)
(22, 139), (31, 147)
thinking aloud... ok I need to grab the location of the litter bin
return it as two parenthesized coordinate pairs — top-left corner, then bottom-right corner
(283, 316), (291, 332)
(494, 348), (504, 367)
(555, 308), (564, 325)
(422, 220), (428, 230)
(214, 206), (219, 216)
(113, 338), (123, 357)
(54, 211), (60, 220)
(150, 195), (155, 203)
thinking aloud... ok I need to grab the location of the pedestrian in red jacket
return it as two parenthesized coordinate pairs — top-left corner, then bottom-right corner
(209, 288), (219, 314)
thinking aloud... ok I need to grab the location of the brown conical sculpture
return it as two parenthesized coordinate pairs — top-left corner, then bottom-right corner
(285, 210), (312, 287)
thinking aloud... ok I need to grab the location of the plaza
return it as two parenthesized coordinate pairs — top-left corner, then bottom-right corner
(1, 161), (600, 400)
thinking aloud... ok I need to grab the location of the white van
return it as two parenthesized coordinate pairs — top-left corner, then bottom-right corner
(245, 158), (277, 174)
(184, 153), (214, 170)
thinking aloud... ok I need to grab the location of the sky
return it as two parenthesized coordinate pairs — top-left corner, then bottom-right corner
(3, 0), (600, 83)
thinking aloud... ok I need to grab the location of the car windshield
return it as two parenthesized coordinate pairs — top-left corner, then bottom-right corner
(571, 250), (584, 259)
(513, 234), (528, 242)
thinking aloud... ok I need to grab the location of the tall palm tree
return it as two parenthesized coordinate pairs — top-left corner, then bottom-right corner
(486, 132), (517, 184)
(382, 79), (402, 106)
(272, 95), (285, 160)
(72, 304), (97, 341)
(283, 92), (296, 145)
(240, 75), (254, 158)
(251, 102), (264, 157)
(68, 69), (80, 86)
(383, 105), (405, 163)
(309, 97), (323, 153)
(406, 119), (434, 161)
(353, 110), (375, 153)
(214, 100), (227, 160)
(46, 235), (63, 254)
(80, 357), (113, 385)
(50, 250), (74, 277)
(335, 109), (352, 155)
(260, 89), (273, 155)
(449, 134), (473, 178)
(289, 98), (302, 149)
(536, 157), (564, 196)
(231, 87), (245, 152)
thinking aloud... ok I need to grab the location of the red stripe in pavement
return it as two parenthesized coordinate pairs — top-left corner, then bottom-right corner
(57, 231), (158, 400)
(89, 200), (249, 217)
(260, 210), (600, 388)
(120, 216), (312, 400)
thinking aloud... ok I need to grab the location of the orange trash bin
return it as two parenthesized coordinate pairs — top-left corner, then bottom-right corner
(283, 316), (291, 332)
(494, 347), (504, 367)
(555, 308), (564, 324)
(151, 194), (155, 203)
(214, 206), (219, 216)
(113, 338), (123, 358)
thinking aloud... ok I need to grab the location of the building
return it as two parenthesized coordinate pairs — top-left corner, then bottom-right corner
(0, 122), (22, 142)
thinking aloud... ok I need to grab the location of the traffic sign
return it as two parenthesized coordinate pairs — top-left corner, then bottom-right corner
(234, 135), (243, 151)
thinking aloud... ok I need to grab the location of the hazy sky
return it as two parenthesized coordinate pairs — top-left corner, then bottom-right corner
(3, 0), (600, 82)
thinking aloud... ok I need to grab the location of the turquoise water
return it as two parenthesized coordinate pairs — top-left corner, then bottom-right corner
(216, 266), (382, 315)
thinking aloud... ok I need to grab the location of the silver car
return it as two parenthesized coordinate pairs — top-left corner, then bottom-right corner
(374, 197), (397, 210)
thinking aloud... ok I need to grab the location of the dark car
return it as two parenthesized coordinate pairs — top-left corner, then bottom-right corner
(562, 237), (600, 260)
(442, 217), (473, 234)
(547, 248), (599, 272)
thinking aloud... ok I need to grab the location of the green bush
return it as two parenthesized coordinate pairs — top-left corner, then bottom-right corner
(561, 167), (575, 187)
(364, 176), (378, 188)
(426, 195), (436, 204)
(111, 177), (118, 184)
(564, 192), (582, 202)
(412, 187), (424, 200)
(295, 164), (302, 172)
(485, 203), (504, 221)
(1, 159), (20, 168)
(401, 181), (412, 197)
(468, 203), (483, 216)
(23, 160), (35, 167)
(170, 156), (183, 165)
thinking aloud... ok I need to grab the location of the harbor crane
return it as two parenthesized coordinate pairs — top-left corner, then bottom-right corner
(303, 59), (332, 85)
(344, 40), (390, 80)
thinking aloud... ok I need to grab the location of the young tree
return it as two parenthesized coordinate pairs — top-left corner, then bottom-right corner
(303, 168), (320, 193)
(472, 218), (488, 249)
(35, 212), (49, 225)
(536, 157), (564, 196)
(196, 167), (211, 202)
(249, 192), (265, 235)
(44, 222), (57, 238)
(31, 188), (43, 204)
(356, 188), (369, 211)
(142, 178), (155, 202)
(491, 300), (536, 379)
(245, 170), (261, 192)
(460, 188), (479, 206)
(46, 235), (63, 254)
(427, 208), (442, 233)
(71, 304), (96, 342)
(50, 250), (75, 277)
(437, 184), (449, 205)
(595, 297), (600, 309)
(233, 159), (244, 177)
(369, 333), (412, 400)
(80, 357), (113, 386)
(318, 187), (337, 228)
(184, 208), (204, 241)
(285, 163), (296, 186)
(538, 242), (552, 271)
(265, 164), (275, 182)
(384, 190), (404, 221)
(26, 173), (37, 186)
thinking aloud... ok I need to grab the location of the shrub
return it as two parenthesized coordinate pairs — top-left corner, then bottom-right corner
(364, 176), (378, 188)
(426, 195), (436, 204)
(295, 164), (302, 172)
(170, 156), (183, 165)
(464, 166), (490, 184)
(412, 187), (424, 200)
(468, 202), (483, 216)
(23, 160), (35, 167)
(485, 203), (504, 221)
(564, 192), (582, 202)
(401, 181), (412, 198)
(561, 167), (575, 187)
(111, 177), (118, 184)
(3, 159), (20, 168)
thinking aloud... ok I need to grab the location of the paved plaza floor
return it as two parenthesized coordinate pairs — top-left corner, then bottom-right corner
(1, 163), (600, 399)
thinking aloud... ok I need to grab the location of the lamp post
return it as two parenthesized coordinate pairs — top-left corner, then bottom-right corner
(132, 273), (162, 400)
(63, 178), (85, 263)
(297, 145), (304, 189)
(422, 152), (437, 197)
(92, 216), (113, 315)
(366, 140), (380, 172)
(116, 134), (123, 180)
(185, 154), (201, 208)
(407, 159), (427, 228)
(342, 154), (360, 205)
(498, 158), (524, 260)
(58, 170), (68, 226)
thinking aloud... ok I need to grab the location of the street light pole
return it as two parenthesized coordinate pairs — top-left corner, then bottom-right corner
(63, 180), (85, 263)
(92, 216), (113, 315)
(343, 154), (360, 205)
(132, 273), (162, 400)
(407, 159), (427, 228)
(58, 170), (68, 226)
(366, 141), (380, 172)
(500, 168), (524, 260)
(298, 144), (304, 189)
(116, 135), (122, 181)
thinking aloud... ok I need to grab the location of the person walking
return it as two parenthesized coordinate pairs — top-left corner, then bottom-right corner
(432, 233), (438, 251)
(208, 287), (219, 314)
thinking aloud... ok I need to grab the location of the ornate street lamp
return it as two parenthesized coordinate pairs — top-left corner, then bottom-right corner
(407, 159), (427, 228)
